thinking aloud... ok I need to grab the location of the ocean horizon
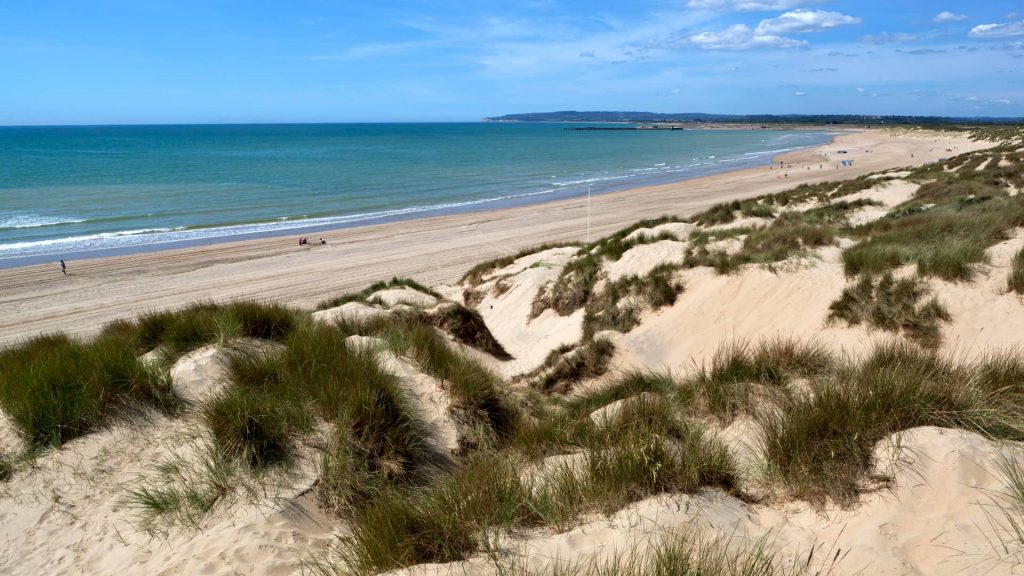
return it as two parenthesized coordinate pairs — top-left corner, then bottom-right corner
(0, 123), (832, 268)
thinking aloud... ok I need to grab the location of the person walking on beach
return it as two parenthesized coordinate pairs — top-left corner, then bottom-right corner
(60, 259), (67, 276)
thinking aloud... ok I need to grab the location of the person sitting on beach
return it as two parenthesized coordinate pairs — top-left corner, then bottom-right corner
(319, 237), (326, 245)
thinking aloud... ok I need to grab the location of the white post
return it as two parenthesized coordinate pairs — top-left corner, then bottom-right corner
(587, 185), (591, 243)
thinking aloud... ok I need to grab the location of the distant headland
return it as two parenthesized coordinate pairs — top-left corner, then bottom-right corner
(483, 110), (1024, 126)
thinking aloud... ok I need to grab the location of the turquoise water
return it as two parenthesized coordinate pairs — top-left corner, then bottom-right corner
(0, 123), (830, 266)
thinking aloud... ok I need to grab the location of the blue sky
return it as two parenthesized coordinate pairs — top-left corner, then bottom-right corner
(1, 1), (1022, 124)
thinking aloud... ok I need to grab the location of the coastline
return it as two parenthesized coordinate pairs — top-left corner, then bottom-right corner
(0, 127), (835, 269)
(0, 128), (991, 345)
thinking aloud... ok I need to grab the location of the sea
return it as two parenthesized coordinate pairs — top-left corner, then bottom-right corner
(0, 123), (832, 267)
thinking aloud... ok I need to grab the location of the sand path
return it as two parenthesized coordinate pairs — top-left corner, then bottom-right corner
(0, 129), (989, 345)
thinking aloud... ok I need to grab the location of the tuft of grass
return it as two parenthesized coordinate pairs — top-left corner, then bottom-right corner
(1009, 248), (1024, 294)
(126, 441), (240, 533)
(335, 397), (736, 574)
(762, 342), (1024, 505)
(354, 316), (521, 453)
(460, 242), (579, 287)
(316, 277), (442, 310)
(0, 331), (178, 449)
(421, 304), (512, 360)
(509, 530), (807, 576)
(202, 385), (308, 469)
(582, 264), (684, 339)
(339, 454), (539, 573)
(0, 457), (11, 482)
(843, 187), (1024, 282)
(690, 340), (833, 420)
(534, 338), (616, 393)
(828, 273), (951, 348)
(997, 454), (1024, 511)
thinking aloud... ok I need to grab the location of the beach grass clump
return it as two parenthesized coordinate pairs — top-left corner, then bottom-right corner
(316, 277), (442, 311)
(339, 454), (539, 573)
(691, 199), (775, 226)
(336, 396), (736, 574)
(0, 331), (177, 448)
(576, 263), (684, 340)
(1009, 248), (1024, 294)
(997, 455), (1024, 511)
(368, 316), (520, 451)
(688, 340), (833, 420)
(208, 322), (435, 510)
(497, 530), (803, 576)
(843, 180), (1024, 282)
(828, 273), (951, 348)
(202, 385), (309, 469)
(460, 242), (579, 287)
(126, 441), (238, 532)
(532, 218), (687, 319)
(533, 338), (616, 393)
(561, 396), (737, 516)
(564, 370), (678, 418)
(420, 303), (512, 360)
(0, 457), (11, 482)
(761, 342), (1024, 505)
(125, 300), (301, 360)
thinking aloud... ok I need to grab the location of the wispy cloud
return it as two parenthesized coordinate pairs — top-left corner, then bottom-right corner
(309, 41), (438, 61)
(934, 11), (968, 23)
(686, 0), (823, 12)
(969, 21), (1024, 38)
(862, 32), (918, 45)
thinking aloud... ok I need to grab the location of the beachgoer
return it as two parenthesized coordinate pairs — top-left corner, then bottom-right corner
(60, 259), (66, 276)
(319, 237), (326, 245)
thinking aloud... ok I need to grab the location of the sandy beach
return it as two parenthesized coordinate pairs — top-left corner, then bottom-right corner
(0, 128), (988, 346)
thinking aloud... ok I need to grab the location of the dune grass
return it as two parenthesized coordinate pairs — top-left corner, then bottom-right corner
(687, 339), (834, 420)
(1010, 248), (1024, 294)
(460, 242), (580, 287)
(333, 394), (736, 575)
(0, 457), (11, 482)
(762, 342), (1024, 505)
(126, 440), (238, 532)
(533, 338), (616, 393)
(316, 277), (442, 310)
(828, 273), (951, 348)
(126, 300), (299, 360)
(843, 178), (1024, 282)
(489, 530), (808, 576)
(581, 263), (684, 339)
(0, 331), (178, 449)
(375, 317), (520, 451)
(420, 303), (512, 360)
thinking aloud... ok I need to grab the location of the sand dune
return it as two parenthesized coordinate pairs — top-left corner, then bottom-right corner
(3, 129), (1021, 576)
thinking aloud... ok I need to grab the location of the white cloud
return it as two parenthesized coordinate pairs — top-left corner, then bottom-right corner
(856, 87), (865, 92)
(688, 24), (806, 50)
(686, 0), (822, 11)
(685, 9), (858, 50)
(969, 21), (1024, 38)
(756, 9), (861, 35)
(934, 11), (968, 23)
(794, 90), (807, 96)
(862, 32), (918, 45)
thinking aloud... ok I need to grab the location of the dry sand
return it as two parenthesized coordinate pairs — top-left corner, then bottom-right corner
(0, 128), (1014, 576)
(0, 129), (989, 347)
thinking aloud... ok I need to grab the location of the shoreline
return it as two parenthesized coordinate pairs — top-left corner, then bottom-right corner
(0, 128), (991, 345)
(0, 128), (835, 269)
